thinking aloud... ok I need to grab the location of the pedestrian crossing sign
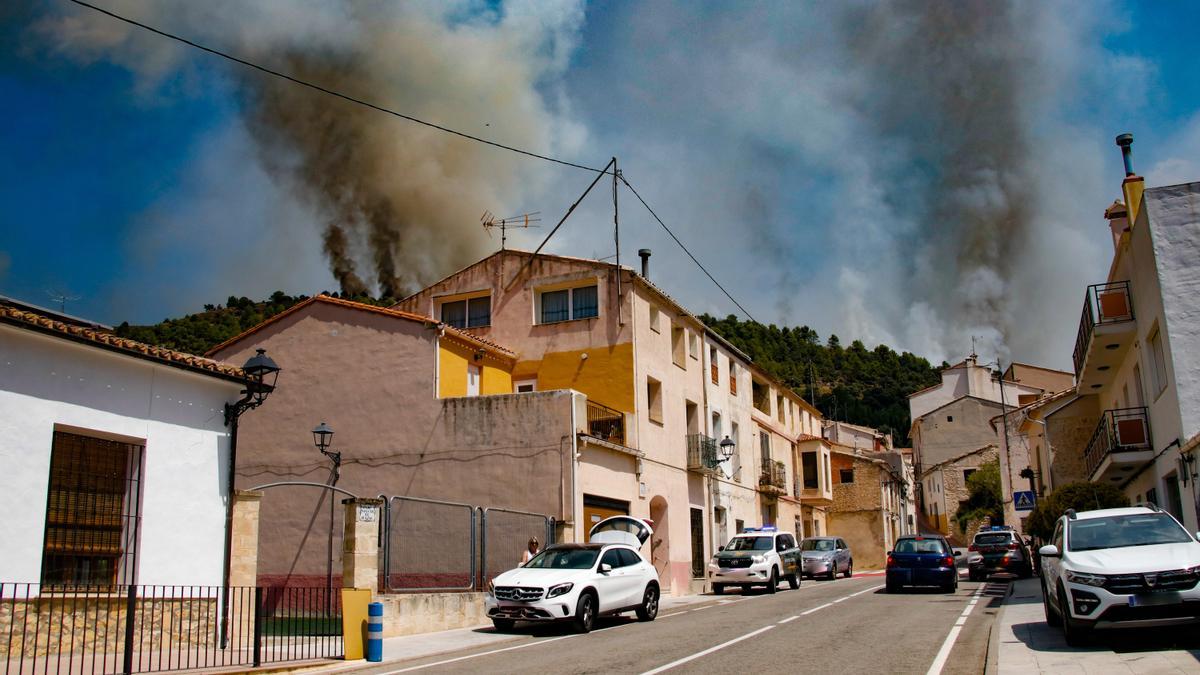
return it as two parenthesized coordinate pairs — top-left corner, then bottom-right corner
(1013, 490), (1036, 511)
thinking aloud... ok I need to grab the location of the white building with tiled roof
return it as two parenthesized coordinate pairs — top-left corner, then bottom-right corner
(0, 297), (274, 586)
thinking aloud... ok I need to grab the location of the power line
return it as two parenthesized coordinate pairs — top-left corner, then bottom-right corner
(65, 0), (761, 324)
(65, 0), (607, 174)
(619, 175), (759, 323)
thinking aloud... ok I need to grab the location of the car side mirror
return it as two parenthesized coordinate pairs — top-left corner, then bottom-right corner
(1038, 544), (1060, 558)
(718, 545), (725, 552)
(600, 563), (613, 574)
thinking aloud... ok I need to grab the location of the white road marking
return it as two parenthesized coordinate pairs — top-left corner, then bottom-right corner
(638, 625), (776, 675)
(925, 585), (987, 675)
(381, 633), (579, 673)
(777, 615), (799, 625)
(800, 602), (833, 616)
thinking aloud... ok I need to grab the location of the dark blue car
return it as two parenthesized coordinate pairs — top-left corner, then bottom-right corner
(885, 535), (960, 593)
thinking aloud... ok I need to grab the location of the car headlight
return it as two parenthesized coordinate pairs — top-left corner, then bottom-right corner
(1065, 571), (1106, 587)
(546, 582), (574, 598)
(752, 555), (766, 564)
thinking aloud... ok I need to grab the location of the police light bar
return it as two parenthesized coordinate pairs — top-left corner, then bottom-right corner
(743, 526), (777, 533)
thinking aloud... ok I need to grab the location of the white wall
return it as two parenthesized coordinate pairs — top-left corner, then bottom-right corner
(0, 326), (243, 585)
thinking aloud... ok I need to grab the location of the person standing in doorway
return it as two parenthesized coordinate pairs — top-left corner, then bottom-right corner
(521, 537), (540, 565)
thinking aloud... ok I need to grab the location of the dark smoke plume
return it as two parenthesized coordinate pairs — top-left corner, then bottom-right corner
(35, 2), (583, 298)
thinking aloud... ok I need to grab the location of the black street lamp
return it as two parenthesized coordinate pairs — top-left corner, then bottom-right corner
(220, 347), (280, 647)
(719, 435), (736, 461)
(312, 422), (342, 618)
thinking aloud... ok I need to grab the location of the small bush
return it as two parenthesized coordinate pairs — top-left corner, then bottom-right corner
(1026, 481), (1129, 541)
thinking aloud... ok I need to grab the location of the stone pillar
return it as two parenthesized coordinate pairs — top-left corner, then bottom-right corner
(230, 490), (263, 587)
(343, 498), (383, 591)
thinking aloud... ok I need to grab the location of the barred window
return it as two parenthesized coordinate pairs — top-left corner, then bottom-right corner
(41, 431), (143, 587)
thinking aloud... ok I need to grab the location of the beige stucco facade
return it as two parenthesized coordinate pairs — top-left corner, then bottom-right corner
(395, 250), (826, 595)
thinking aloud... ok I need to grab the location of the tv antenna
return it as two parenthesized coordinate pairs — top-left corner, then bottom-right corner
(46, 288), (81, 314)
(481, 210), (541, 250)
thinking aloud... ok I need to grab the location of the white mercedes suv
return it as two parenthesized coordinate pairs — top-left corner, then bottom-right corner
(1039, 505), (1200, 645)
(485, 516), (660, 633)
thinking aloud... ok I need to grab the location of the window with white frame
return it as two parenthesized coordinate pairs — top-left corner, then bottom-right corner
(688, 330), (699, 359)
(439, 295), (491, 329)
(649, 305), (661, 333)
(539, 284), (598, 324)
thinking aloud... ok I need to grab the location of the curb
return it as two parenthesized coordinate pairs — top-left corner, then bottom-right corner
(983, 578), (1017, 675)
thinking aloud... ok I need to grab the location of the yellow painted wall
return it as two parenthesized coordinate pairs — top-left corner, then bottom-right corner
(481, 362), (513, 395)
(1123, 178), (1144, 229)
(515, 342), (635, 412)
(438, 339), (513, 398)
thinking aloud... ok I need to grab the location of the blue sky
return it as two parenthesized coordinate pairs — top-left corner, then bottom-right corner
(2, 1), (1199, 367)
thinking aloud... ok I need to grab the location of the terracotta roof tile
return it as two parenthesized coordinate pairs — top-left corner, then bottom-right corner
(0, 303), (249, 381)
(206, 294), (516, 361)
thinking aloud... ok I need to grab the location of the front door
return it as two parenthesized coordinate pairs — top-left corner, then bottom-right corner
(467, 365), (480, 396)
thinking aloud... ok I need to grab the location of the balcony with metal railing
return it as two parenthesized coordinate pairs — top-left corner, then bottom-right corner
(585, 400), (627, 446)
(686, 434), (718, 473)
(1073, 281), (1136, 390)
(1085, 407), (1153, 483)
(758, 459), (787, 495)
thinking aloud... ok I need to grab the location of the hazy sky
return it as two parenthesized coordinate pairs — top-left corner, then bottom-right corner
(3, 1), (1200, 370)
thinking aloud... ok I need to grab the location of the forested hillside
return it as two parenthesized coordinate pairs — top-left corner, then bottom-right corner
(115, 294), (942, 445)
(700, 315), (944, 446)
(113, 291), (387, 356)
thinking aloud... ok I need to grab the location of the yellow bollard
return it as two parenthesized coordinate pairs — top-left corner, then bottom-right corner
(341, 588), (373, 660)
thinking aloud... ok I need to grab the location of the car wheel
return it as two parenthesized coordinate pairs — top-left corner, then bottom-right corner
(766, 568), (778, 594)
(713, 583), (725, 596)
(844, 561), (853, 578)
(636, 584), (659, 621)
(886, 580), (900, 593)
(1019, 565), (1033, 579)
(1041, 580), (1061, 628)
(828, 563), (837, 580)
(573, 592), (596, 634)
(1058, 586), (1090, 647)
(968, 570), (981, 582)
(788, 573), (800, 590)
(492, 618), (514, 632)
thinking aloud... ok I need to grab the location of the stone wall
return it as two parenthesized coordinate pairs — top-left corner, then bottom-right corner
(828, 511), (886, 569)
(0, 593), (220, 658)
(1046, 397), (1101, 487)
(937, 447), (1000, 543)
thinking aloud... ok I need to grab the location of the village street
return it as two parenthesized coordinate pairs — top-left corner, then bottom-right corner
(318, 575), (1006, 675)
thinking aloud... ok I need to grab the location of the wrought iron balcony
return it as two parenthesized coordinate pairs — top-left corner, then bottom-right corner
(586, 400), (626, 446)
(686, 434), (719, 472)
(759, 459), (787, 493)
(1085, 407), (1151, 480)
(1073, 281), (1135, 380)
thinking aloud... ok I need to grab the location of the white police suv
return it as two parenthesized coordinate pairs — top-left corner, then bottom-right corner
(708, 526), (801, 594)
(1039, 505), (1200, 645)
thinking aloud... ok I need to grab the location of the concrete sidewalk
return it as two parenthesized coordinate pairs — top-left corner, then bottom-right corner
(297, 592), (720, 674)
(996, 577), (1200, 674)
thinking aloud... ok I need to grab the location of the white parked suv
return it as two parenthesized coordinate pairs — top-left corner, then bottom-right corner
(1039, 505), (1200, 645)
(485, 516), (660, 633)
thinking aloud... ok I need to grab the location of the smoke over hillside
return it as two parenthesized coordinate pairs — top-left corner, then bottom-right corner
(36, 1), (585, 298)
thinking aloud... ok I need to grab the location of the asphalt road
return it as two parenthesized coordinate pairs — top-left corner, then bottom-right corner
(344, 572), (1011, 675)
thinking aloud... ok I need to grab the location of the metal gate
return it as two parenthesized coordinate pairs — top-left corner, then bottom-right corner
(378, 499), (555, 592)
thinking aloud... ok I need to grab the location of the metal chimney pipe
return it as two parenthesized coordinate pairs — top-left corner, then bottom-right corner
(638, 249), (651, 279)
(1115, 133), (1134, 176)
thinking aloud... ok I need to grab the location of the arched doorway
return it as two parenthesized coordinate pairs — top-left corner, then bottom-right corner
(649, 496), (670, 584)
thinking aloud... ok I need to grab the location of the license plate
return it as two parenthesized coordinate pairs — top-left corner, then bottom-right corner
(1129, 592), (1181, 607)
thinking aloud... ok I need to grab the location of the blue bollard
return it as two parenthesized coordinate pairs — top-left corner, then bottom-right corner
(367, 602), (384, 662)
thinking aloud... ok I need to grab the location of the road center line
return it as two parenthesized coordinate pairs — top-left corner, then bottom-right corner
(638, 625), (775, 675)
(925, 585), (986, 675)
(777, 616), (799, 624)
(800, 602), (833, 615)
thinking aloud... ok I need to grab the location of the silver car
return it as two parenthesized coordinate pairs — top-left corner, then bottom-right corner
(801, 537), (853, 579)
